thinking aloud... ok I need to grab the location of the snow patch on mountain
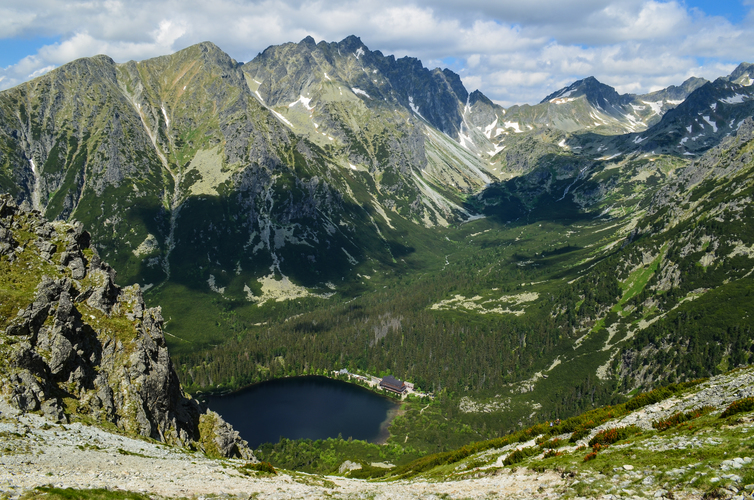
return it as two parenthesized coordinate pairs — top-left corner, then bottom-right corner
(489, 144), (505, 156)
(720, 94), (747, 104)
(270, 110), (294, 128)
(504, 121), (522, 133)
(207, 274), (225, 295)
(408, 96), (423, 117)
(352, 88), (370, 98)
(484, 118), (498, 138)
(550, 97), (576, 104)
(702, 116), (718, 132)
(551, 88), (577, 101)
(644, 101), (663, 116)
(161, 106), (170, 128)
(289, 95), (314, 111)
(458, 128), (474, 149)
(341, 248), (358, 265)
(590, 112), (607, 125)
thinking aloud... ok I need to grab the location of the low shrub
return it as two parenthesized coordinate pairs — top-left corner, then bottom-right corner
(240, 461), (276, 475)
(588, 426), (641, 447)
(29, 487), (151, 499)
(720, 397), (754, 418)
(538, 437), (565, 449)
(570, 425), (593, 442)
(348, 464), (391, 479)
(591, 443), (608, 452)
(503, 446), (539, 466)
(652, 406), (715, 431)
(624, 379), (707, 411)
(583, 452), (598, 462)
(392, 435), (516, 477)
(543, 449), (563, 459)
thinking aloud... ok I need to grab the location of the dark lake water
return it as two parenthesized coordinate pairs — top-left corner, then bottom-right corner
(203, 376), (400, 449)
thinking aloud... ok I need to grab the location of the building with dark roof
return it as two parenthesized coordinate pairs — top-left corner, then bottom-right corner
(379, 375), (406, 394)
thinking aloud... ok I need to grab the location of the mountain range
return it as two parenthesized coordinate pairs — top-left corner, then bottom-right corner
(1, 35), (754, 455)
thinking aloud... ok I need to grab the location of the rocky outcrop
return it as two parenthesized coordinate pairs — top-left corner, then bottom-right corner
(0, 195), (253, 460)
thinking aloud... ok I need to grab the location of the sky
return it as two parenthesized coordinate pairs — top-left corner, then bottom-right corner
(0, 0), (752, 106)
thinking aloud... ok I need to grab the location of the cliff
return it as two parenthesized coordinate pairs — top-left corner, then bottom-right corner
(0, 194), (252, 459)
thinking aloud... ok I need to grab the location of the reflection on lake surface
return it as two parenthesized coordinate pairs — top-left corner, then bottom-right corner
(203, 376), (400, 448)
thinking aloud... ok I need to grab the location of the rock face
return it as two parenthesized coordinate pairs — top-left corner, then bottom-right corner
(0, 195), (253, 460)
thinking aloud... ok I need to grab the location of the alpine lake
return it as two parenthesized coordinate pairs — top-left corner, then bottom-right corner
(203, 376), (401, 449)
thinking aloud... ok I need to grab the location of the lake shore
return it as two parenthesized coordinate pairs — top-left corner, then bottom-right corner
(203, 375), (401, 448)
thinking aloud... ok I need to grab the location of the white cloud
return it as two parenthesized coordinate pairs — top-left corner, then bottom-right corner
(27, 64), (55, 78)
(0, 0), (752, 105)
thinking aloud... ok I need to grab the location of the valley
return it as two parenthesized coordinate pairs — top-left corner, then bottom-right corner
(1, 34), (754, 498)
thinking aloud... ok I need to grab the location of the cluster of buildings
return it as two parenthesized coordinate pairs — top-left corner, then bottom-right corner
(334, 369), (428, 398)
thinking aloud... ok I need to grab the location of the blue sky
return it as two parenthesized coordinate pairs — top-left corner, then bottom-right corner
(0, 37), (58, 67)
(0, 0), (752, 105)
(685, 0), (749, 22)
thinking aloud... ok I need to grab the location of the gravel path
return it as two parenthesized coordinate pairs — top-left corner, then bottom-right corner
(0, 401), (569, 499)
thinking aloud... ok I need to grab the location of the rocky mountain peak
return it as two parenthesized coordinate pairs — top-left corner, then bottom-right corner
(541, 76), (622, 108)
(337, 34), (365, 53)
(728, 61), (754, 86)
(299, 35), (317, 47)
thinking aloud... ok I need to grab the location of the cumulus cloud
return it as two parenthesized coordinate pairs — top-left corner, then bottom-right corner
(0, 0), (752, 105)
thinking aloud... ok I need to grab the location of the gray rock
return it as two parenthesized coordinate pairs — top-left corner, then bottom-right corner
(41, 399), (66, 423)
(68, 257), (87, 279)
(339, 460), (363, 474)
(9, 370), (46, 412)
(10, 342), (48, 375)
(47, 332), (75, 376)
(202, 410), (254, 460)
(34, 239), (56, 260)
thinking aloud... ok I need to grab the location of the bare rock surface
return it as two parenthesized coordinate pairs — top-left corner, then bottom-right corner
(0, 195), (252, 461)
(0, 400), (563, 500)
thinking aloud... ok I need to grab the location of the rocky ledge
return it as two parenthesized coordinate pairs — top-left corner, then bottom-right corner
(0, 195), (252, 459)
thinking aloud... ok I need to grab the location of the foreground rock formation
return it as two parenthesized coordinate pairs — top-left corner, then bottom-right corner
(0, 195), (252, 459)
